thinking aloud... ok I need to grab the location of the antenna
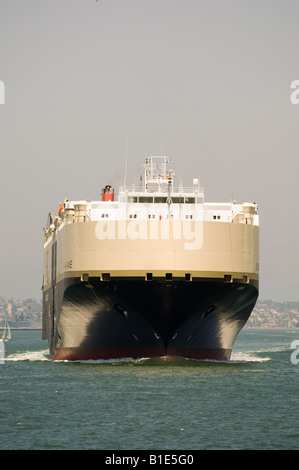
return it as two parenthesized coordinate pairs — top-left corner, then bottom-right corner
(124, 137), (128, 190)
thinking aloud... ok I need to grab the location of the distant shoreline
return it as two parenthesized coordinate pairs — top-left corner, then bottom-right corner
(0, 327), (42, 330)
(245, 326), (299, 330)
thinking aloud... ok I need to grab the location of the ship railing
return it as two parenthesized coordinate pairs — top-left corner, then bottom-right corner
(118, 185), (204, 195)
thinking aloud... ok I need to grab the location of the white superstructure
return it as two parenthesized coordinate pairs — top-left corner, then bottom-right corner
(43, 156), (259, 290)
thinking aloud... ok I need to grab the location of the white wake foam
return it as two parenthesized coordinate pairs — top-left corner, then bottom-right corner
(230, 351), (272, 363)
(4, 349), (273, 364)
(5, 349), (50, 362)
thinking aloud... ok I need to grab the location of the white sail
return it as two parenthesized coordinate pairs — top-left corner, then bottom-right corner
(6, 323), (11, 341)
(1, 320), (11, 342)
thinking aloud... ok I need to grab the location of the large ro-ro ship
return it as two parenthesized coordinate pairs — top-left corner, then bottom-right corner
(42, 156), (259, 361)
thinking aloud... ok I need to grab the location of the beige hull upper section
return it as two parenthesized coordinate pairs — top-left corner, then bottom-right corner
(43, 220), (259, 290)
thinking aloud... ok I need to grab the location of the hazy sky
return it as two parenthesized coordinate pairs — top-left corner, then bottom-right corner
(0, 0), (298, 302)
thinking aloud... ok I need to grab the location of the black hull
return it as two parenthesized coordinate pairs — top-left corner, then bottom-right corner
(43, 277), (258, 361)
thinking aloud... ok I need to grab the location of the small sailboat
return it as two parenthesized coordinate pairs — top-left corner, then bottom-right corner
(1, 320), (11, 342)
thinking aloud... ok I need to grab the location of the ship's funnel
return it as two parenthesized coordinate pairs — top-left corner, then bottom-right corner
(102, 185), (114, 201)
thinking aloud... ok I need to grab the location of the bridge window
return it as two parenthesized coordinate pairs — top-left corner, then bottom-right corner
(139, 196), (153, 203)
(185, 197), (195, 203)
(154, 197), (167, 203)
(127, 196), (138, 203)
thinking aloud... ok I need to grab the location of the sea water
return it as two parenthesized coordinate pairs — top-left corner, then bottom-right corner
(0, 329), (298, 450)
